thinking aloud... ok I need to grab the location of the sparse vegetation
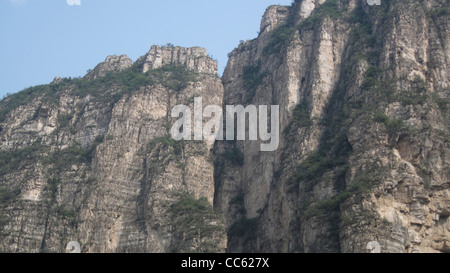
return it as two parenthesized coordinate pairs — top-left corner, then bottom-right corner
(42, 143), (98, 170)
(242, 63), (268, 104)
(223, 146), (244, 166)
(373, 112), (410, 138)
(57, 113), (73, 128)
(0, 215), (8, 231)
(263, 25), (296, 55)
(0, 187), (20, 205)
(431, 7), (450, 18)
(290, 2), (392, 225)
(341, 209), (378, 227)
(57, 206), (78, 228)
(299, 0), (343, 30)
(150, 135), (185, 156)
(0, 187), (20, 231)
(0, 141), (45, 176)
(149, 64), (200, 92)
(168, 192), (225, 253)
(295, 152), (333, 184)
(292, 102), (312, 127)
(304, 192), (350, 218)
(291, 87), (352, 189)
(433, 95), (449, 112)
(230, 191), (245, 205)
(304, 165), (384, 219)
(228, 218), (258, 239)
(0, 84), (58, 123)
(0, 64), (200, 125)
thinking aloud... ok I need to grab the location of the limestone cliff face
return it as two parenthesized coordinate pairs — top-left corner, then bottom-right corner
(0, 0), (449, 253)
(137, 45), (218, 75)
(0, 46), (225, 253)
(215, 0), (449, 253)
(85, 54), (133, 80)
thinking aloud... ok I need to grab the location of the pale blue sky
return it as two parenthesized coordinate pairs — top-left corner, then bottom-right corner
(0, 0), (293, 98)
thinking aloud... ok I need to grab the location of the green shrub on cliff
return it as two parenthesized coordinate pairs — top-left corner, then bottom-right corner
(168, 193), (225, 253)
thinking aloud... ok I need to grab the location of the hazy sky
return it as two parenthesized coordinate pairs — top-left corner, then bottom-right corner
(0, 0), (293, 98)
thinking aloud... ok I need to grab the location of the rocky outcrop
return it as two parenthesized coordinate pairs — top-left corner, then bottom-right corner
(215, 0), (449, 253)
(0, 46), (225, 253)
(85, 54), (133, 80)
(136, 45), (218, 75)
(0, 0), (448, 253)
(260, 5), (290, 35)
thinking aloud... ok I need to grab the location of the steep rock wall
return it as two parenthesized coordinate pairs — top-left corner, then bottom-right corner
(0, 46), (226, 253)
(215, 0), (449, 253)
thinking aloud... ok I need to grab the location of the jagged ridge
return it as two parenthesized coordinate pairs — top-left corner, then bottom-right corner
(0, 0), (449, 253)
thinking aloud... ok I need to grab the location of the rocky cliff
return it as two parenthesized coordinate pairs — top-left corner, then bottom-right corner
(0, 0), (449, 253)
(215, 0), (449, 253)
(0, 46), (226, 253)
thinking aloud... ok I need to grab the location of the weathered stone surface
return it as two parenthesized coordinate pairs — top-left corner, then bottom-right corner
(137, 45), (218, 75)
(85, 54), (133, 80)
(0, 0), (448, 253)
(215, 0), (449, 253)
(0, 46), (225, 253)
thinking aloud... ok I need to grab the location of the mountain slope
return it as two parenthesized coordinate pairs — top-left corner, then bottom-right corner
(0, 46), (226, 253)
(0, 0), (449, 253)
(215, 0), (449, 253)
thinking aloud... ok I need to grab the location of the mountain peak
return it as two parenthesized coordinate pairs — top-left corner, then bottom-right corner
(85, 54), (133, 80)
(136, 45), (218, 75)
